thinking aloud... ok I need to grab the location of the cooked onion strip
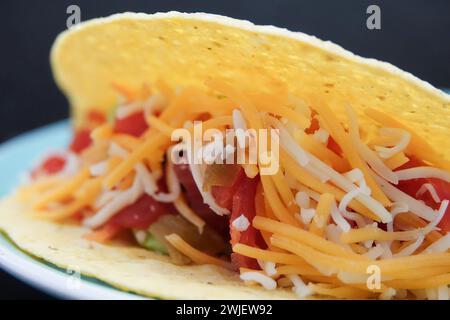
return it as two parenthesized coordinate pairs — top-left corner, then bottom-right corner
(165, 233), (232, 270)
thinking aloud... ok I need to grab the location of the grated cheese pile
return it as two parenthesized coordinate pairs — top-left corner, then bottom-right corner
(20, 80), (450, 300)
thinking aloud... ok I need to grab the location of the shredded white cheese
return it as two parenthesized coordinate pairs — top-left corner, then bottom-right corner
(143, 94), (166, 120)
(232, 109), (248, 151)
(300, 208), (316, 225)
(425, 233), (450, 253)
(378, 241), (393, 259)
(344, 169), (364, 183)
(272, 116), (392, 223)
(338, 187), (363, 217)
(374, 174), (436, 221)
(84, 174), (144, 228)
(422, 200), (449, 235)
(330, 202), (351, 233)
(337, 271), (369, 284)
(416, 183), (441, 203)
(116, 101), (142, 119)
(240, 272), (277, 290)
(94, 190), (120, 209)
(363, 243), (385, 260)
(89, 160), (108, 177)
(325, 224), (351, 250)
(151, 149), (181, 203)
(379, 288), (397, 300)
(295, 191), (310, 209)
(374, 128), (411, 159)
(258, 260), (277, 277)
(288, 275), (313, 298)
(313, 128), (329, 144)
(135, 162), (158, 195)
(232, 214), (250, 232)
(437, 285), (450, 300)
(269, 117), (308, 166)
(393, 234), (425, 257)
(108, 142), (128, 158)
(396, 166), (450, 183)
(299, 186), (321, 202)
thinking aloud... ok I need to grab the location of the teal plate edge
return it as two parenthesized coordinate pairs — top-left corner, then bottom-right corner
(0, 120), (146, 300)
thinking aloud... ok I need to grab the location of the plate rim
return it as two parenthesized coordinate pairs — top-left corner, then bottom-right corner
(0, 120), (147, 300)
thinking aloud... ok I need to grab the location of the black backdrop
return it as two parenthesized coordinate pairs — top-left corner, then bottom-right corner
(0, 0), (449, 299)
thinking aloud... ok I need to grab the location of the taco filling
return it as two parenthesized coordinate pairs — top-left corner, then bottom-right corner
(18, 77), (450, 300)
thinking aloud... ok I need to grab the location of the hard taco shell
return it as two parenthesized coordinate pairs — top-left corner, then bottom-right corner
(1, 11), (449, 299)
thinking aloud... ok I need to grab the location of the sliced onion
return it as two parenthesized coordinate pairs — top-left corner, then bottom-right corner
(204, 163), (241, 188)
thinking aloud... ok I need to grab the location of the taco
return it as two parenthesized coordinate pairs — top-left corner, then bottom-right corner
(1, 12), (449, 300)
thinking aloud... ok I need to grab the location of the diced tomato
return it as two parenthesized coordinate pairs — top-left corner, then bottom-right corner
(397, 177), (450, 232)
(211, 170), (245, 211)
(68, 110), (105, 154)
(305, 116), (319, 134)
(229, 175), (267, 270)
(86, 110), (106, 126)
(173, 163), (229, 236)
(114, 111), (148, 137)
(69, 129), (92, 154)
(396, 156), (423, 170)
(305, 116), (342, 155)
(395, 157), (450, 232)
(174, 163), (266, 269)
(327, 136), (342, 156)
(31, 154), (67, 178)
(107, 194), (172, 230)
(42, 156), (66, 174)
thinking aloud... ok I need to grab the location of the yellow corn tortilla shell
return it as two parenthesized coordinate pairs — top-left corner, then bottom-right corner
(51, 12), (450, 161)
(0, 196), (296, 299)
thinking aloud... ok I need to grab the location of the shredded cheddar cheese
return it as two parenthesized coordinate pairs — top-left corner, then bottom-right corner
(20, 80), (450, 300)
(165, 233), (232, 270)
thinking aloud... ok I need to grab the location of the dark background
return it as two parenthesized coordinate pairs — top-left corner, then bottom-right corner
(0, 0), (449, 299)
